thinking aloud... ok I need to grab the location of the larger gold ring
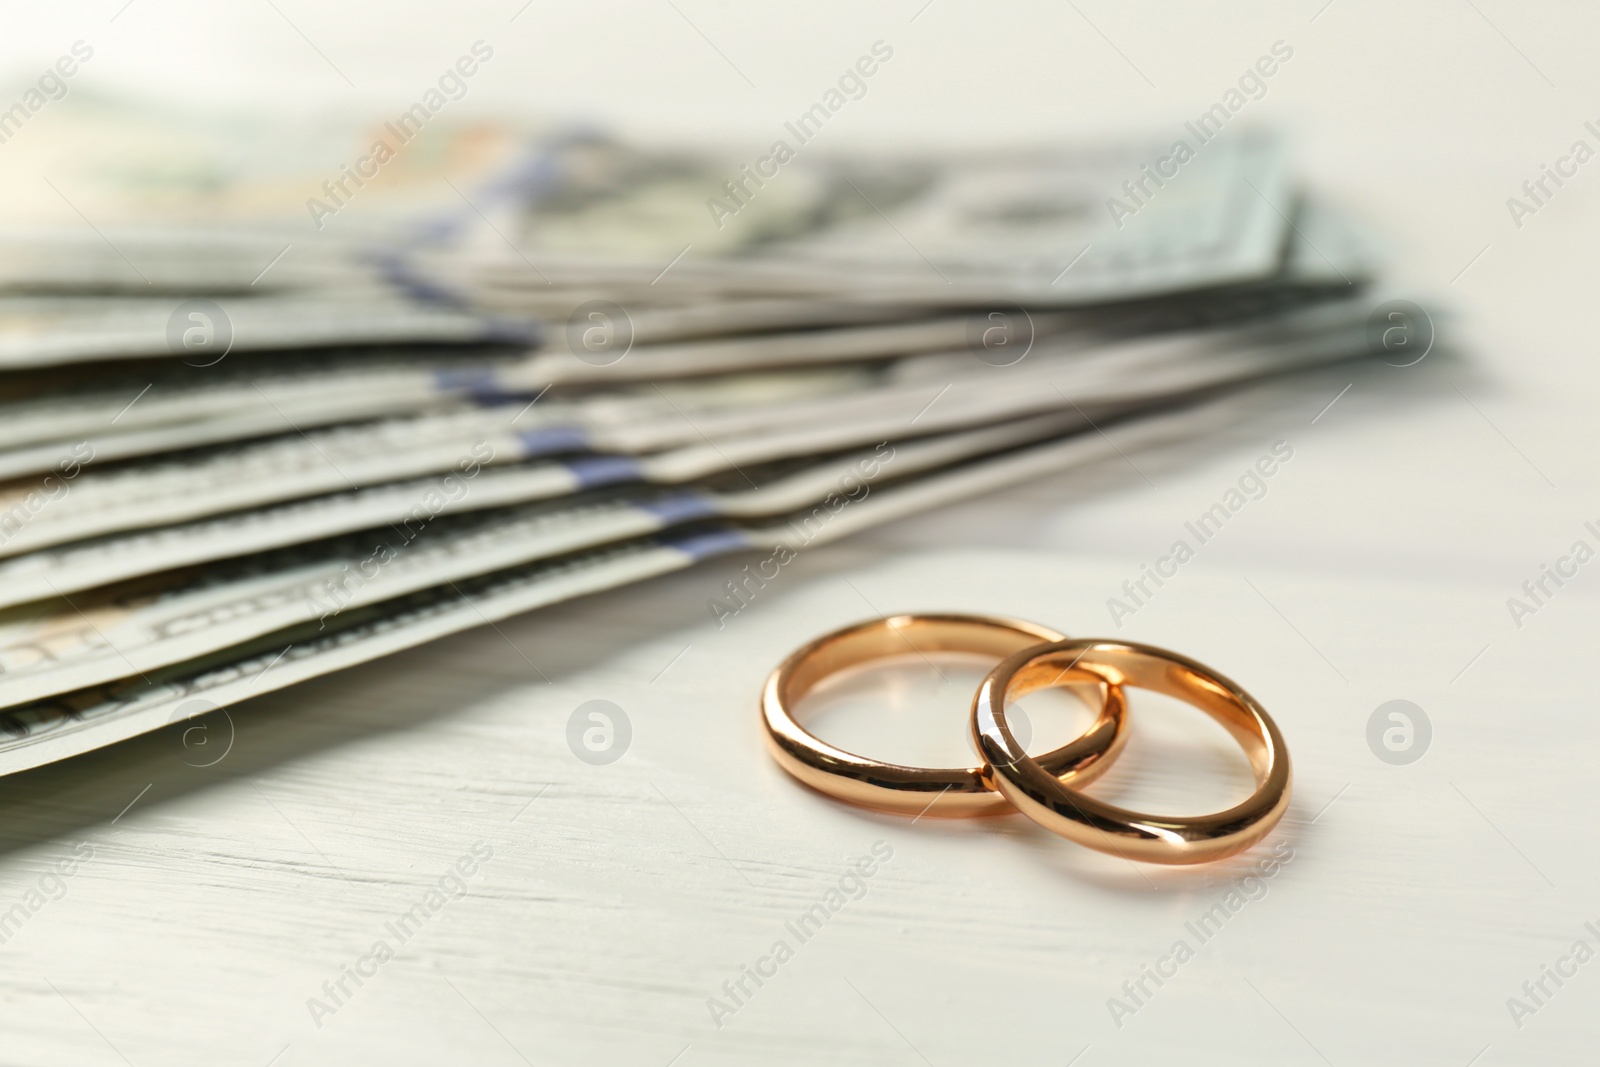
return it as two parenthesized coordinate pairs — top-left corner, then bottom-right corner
(972, 639), (1291, 863)
(763, 614), (1129, 817)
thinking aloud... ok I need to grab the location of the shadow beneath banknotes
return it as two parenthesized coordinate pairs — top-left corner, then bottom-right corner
(0, 566), (737, 856)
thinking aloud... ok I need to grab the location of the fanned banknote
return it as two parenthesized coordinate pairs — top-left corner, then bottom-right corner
(0, 384), (1318, 774)
(0, 95), (1436, 775)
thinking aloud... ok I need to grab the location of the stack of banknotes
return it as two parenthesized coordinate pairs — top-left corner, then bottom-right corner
(0, 102), (1415, 775)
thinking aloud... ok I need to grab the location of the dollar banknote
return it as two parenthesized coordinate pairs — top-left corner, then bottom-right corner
(0, 417), (1044, 708)
(0, 293), (538, 370)
(0, 410), (1093, 610)
(0, 97), (1432, 780)
(0, 382), (1295, 774)
(0, 292), (1377, 560)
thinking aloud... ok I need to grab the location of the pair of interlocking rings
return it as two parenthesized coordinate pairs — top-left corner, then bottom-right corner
(762, 614), (1292, 865)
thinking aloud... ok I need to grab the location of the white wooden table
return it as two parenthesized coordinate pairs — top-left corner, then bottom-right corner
(3, 2), (1598, 1064)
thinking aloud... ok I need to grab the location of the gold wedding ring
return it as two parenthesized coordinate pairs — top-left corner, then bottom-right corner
(972, 639), (1292, 864)
(762, 614), (1129, 817)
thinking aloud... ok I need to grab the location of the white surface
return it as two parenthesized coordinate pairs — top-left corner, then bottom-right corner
(0, 542), (1592, 1066)
(1, 2), (1598, 1064)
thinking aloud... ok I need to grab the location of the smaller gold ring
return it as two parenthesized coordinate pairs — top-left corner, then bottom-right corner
(762, 614), (1129, 817)
(972, 639), (1291, 863)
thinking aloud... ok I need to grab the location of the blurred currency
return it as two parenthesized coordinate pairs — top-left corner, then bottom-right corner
(0, 94), (1435, 773)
